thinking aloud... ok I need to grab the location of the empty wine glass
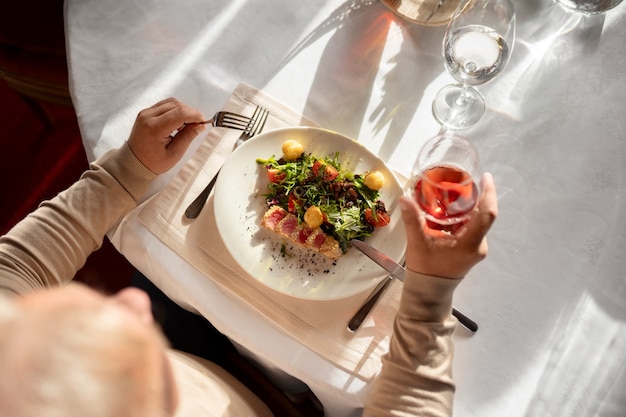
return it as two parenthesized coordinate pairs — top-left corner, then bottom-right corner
(432, 0), (516, 130)
(410, 132), (482, 232)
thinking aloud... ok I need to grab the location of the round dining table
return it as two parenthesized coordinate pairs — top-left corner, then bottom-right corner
(65, 0), (626, 416)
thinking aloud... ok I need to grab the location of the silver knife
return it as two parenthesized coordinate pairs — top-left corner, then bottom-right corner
(350, 239), (478, 333)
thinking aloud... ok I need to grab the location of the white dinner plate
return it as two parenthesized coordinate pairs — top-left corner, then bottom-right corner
(213, 126), (407, 300)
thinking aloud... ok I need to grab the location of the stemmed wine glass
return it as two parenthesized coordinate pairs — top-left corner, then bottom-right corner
(410, 132), (482, 232)
(432, 0), (516, 130)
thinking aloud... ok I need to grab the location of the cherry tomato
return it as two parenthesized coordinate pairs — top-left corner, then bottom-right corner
(267, 168), (286, 183)
(287, 193), (302, 214)
(365, 208), (391, 227)
(312, 160), (338, 182)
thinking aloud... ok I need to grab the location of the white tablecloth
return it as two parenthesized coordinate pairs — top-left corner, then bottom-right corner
(65, 0), (626, 416)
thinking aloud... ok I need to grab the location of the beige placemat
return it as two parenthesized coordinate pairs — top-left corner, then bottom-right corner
(137, 83), (402, 381)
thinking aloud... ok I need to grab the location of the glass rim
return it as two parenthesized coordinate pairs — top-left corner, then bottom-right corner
(415, 133), (482, 179)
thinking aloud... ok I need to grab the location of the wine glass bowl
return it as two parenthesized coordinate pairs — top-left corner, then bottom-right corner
(554, 0), (623, 14)
(380, 0), (465, 26)
(432, 0), (516, 130)
(410, 133), (482, 230)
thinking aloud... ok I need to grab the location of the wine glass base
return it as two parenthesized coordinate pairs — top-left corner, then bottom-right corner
(432, 84), (486, 130)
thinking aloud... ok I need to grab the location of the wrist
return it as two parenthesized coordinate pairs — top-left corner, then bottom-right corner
(405, 262), (466, 280)
(399, 270), (462, 322)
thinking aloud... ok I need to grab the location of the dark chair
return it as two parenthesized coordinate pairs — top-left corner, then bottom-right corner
(0, 1), (72, 127)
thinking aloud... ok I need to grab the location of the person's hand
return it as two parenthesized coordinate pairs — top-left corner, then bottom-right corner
(400, 172), (498, 279)
(127, 97), (206, 174)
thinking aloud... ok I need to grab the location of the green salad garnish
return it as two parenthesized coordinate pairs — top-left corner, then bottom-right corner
(256, 150), (390, 254)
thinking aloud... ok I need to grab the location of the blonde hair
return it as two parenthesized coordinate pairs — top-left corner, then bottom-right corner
(0, 293), (171, 417)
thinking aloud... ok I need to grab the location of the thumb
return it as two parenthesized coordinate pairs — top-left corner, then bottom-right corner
(168, 123), (205, 153)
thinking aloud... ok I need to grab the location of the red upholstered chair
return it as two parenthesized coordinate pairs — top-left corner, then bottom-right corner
(0, 0), (72, 127)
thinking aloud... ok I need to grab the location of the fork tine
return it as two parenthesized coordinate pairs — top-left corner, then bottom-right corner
(247, 105), (262, 132)
(215, 111), (252, 130)
(218, 119), (249, 129)
(221, 111), (251, 119)
(251, 107), (269, 137)
(194, 106), (268, 134)
(221, 112), (252, 123)
(239, 105), (262, 138)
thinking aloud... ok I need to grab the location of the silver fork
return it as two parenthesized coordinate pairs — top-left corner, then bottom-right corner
(348, 276), (479, 333)
(170, 111), (255, 138)
(184, 105), (269, 219)
(186, 111), (257, 129)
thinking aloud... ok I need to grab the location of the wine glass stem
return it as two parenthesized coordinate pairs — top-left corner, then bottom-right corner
(455, 84), (473, 107)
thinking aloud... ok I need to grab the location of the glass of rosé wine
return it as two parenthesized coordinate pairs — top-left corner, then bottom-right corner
(410, 133), (481, 231)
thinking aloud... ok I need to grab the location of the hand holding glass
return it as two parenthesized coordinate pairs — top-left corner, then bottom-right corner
(411, 133), (481, 231)
(432, 0), (516, 130)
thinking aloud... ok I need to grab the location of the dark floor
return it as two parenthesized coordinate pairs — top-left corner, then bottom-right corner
(0, 78), (135, 293)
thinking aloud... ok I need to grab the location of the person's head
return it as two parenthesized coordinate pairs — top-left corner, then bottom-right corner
(0, 284), (177, 417)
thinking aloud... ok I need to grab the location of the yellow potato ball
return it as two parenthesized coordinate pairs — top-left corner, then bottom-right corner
(304, 206), (324, 228)
(282, 139), (304, 161)
(363, 171), (384, 190)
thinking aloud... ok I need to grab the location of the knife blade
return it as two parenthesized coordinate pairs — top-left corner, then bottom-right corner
(351, 239), (406, 281)
(350, 239), (478, 333)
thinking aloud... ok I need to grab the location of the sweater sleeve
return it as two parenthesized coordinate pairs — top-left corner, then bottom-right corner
(364, 270), (462, 417)
(0, 143), (156, 295)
